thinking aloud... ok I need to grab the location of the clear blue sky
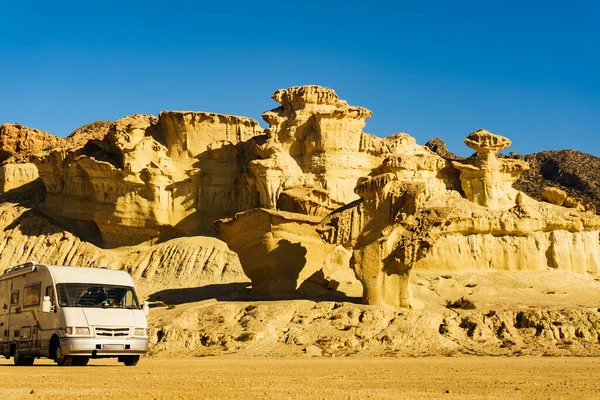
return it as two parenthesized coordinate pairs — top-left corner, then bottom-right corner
(1, 0), (598, 156)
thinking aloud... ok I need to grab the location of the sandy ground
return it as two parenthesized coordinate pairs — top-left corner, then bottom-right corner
(1, 357), (600, 399)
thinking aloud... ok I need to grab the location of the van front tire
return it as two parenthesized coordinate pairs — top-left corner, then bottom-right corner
(55, 344), (73, 366)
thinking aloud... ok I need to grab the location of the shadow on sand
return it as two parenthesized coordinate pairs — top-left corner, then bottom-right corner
(147, 282), (362, 306)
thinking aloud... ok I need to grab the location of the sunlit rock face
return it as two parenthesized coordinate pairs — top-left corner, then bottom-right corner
(0, 123), (65, 192)
(214, 86), (453, 299)
(252, 85), (434, 207)
(451, 129), (529, 211)
(33, 85), (421, 248)
(0, 163), (39, 192)
(22, 85), (600, 311)
(34, 113), (264, 247)
(319, 129), (600, 309)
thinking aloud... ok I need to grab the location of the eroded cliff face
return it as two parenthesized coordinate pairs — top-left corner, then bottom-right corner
(213, 86), (458, 299)
(34, 112), (264, 247)
(215, 208), (359, 297)
(32, 86), (425, 249)
(0, 124), (65, 192)
(319, 129), (600, 308)
(252, 86), (435, 207)
(2, 85), (598, 313)
(0, 194), (244, 296)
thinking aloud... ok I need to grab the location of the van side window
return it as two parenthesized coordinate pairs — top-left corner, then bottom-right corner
(23, 283), (41, 307)
(10, 291), (19, 306)
(45, 286), (54, 304)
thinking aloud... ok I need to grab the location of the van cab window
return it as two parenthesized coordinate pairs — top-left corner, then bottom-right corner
(56, 283), (140, 309)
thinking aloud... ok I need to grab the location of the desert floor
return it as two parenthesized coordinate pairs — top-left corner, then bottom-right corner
(1, 356), (599, 399)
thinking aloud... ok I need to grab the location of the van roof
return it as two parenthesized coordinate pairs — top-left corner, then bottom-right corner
(0, 263), (135, 286)
(46, 265), (135, 286)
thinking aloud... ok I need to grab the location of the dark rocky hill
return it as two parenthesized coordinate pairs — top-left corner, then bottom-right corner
(425, 138), (600, 214)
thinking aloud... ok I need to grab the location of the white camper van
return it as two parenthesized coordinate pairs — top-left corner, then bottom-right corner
(0, 262), (149, 366)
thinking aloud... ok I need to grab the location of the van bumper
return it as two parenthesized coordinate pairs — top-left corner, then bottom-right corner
(60, 337), (149, 356)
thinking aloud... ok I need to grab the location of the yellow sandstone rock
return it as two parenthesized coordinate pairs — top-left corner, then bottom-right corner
(319, 129), (600, 308)
(34, 112), (264, 247)
(0, 123), (65, 192)
(215, 208), (358, 297)
(541, 186), (567, 206)
(1, 85), (597, 311)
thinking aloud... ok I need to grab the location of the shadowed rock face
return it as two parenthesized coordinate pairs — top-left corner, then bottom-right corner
(513, 150), (600, 214)
(277, 186), (345, 217)
(214, 208), (358, 297)
(67, 120), (113, 148)
(425, 138), (461, 161)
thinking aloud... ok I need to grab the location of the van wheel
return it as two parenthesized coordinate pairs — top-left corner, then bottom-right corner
(14, 347), (35, 366)
(120, 355), (140, 366)
(72, 356), (89, 366)
(55, 345), (73, 366)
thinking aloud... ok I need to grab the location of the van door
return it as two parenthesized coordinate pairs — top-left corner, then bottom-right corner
(37, 281), (57, 357)
(20, 278), (42, 355)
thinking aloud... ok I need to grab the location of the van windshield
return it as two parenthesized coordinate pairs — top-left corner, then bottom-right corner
(56, 283), (140, 309)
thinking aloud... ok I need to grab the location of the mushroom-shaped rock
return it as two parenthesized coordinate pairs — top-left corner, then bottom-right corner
(464, 129), (512, 155)
(452, 129), (529, 210)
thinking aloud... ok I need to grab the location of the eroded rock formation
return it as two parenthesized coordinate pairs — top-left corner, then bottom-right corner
(451, 130), (529, 210)
(0, 124), (65, 192)
(277, 186), (345, 217)
(34, 113), (264, 247)
(319, 129), (600, 308)
(66, 120), (112, 148)
(215, 208), (358, 297)
(2, 84), (598, 313)
(32, 85), (430, 250)
(249, 86), (433, 208)
(428, 137), (600, 215)
(0, 194), (244, 296)
(216, 87), (458, 298)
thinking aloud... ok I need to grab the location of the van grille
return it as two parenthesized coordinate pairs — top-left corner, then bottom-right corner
(95, 327), (130, 337)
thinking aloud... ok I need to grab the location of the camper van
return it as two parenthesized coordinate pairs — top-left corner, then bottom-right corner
(0, 262), (149, 366)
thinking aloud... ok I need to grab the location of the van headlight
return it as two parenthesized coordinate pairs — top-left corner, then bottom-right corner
(133, 328), (147, 337)
(66, 327), (91, 336)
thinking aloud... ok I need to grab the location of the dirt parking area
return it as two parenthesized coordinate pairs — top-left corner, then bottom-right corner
(1, 356), (599, 399)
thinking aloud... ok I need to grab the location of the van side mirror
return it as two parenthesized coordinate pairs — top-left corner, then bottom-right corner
(42, 296), (52, 313)
(143, 301), (149, 316)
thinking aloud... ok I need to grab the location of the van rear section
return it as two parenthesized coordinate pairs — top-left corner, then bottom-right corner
(0, 262), (149, 366)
